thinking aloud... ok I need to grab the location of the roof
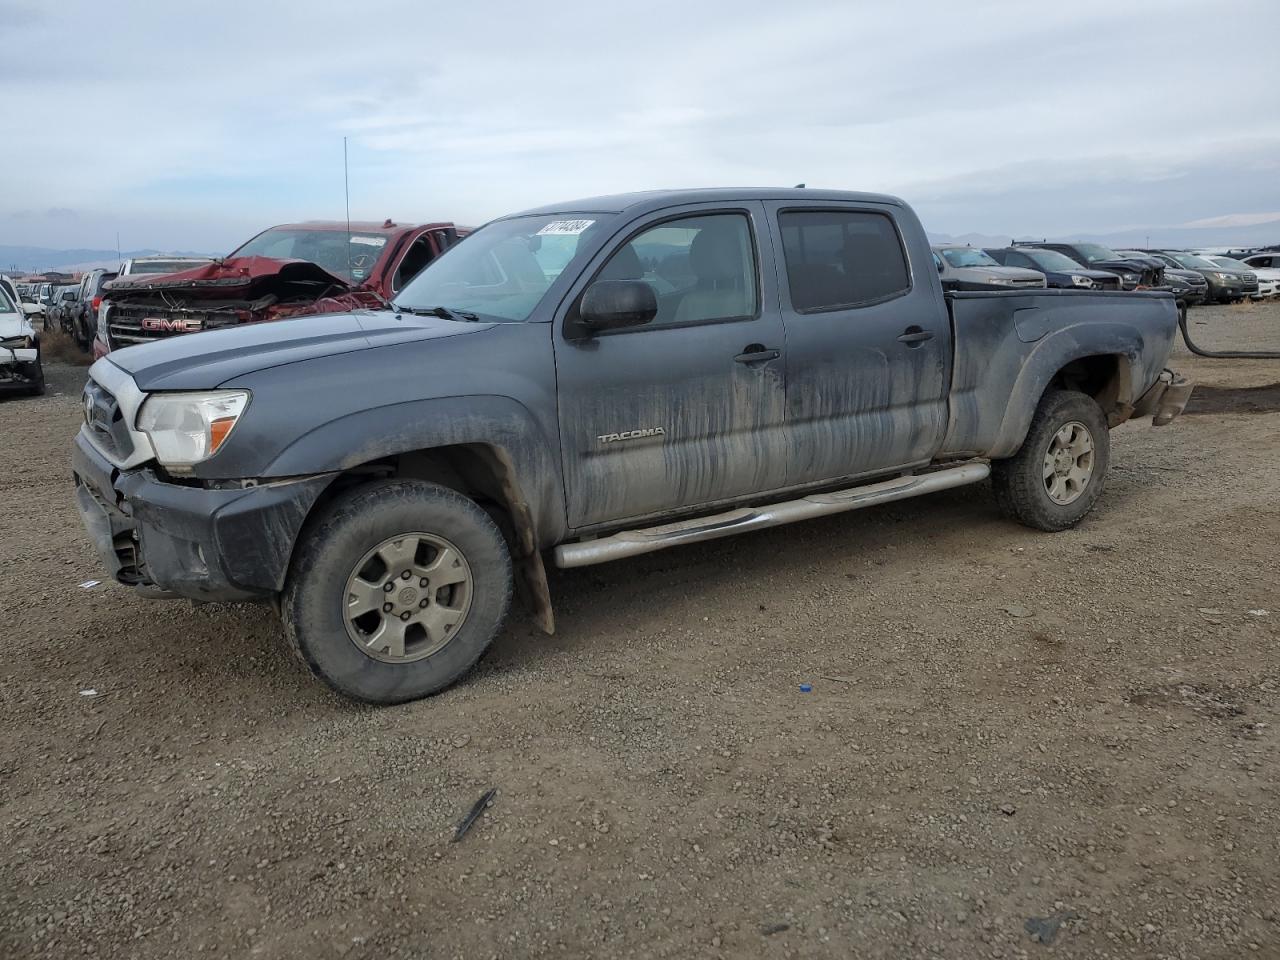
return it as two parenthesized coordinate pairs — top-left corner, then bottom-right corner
(267, 220), (456, 234)
(503, 187), (907, 220)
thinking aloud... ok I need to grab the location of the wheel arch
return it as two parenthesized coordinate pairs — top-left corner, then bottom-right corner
(990, 323), (1150, 459)
(266, 395), (564, 634)
(294, 438), (557, 635)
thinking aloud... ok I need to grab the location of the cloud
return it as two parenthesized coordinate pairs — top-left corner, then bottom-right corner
(2, 0), (1279, 249)
(1181, 212), (1280, 229)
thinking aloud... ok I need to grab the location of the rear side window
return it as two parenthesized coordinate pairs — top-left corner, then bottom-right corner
(779, 210), (910, 312)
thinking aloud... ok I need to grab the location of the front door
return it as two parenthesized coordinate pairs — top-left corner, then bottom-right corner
(553, 203), (787, 529)
(762, 202), (951, 486)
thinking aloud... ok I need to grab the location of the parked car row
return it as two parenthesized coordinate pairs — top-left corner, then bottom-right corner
(929, 239), (1277, 310)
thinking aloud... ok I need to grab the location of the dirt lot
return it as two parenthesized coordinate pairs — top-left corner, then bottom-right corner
(2, 301), (1278, 960)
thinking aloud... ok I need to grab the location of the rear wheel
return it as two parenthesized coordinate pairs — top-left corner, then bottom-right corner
(992, 389), (1110, 532)
(282, 480), (512, 704)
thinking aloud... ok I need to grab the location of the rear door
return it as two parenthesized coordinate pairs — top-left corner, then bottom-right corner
(553, 202), (788, 529)
(762, 202), (951, 486)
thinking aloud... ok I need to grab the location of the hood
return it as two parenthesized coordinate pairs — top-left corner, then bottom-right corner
(1165, 267), (1207, 283)
(953, 265), (1044, 281)
(1078, 269), (1119, 281)
(104, 256), (353, 298)
(1086, 258), (1145, 274)
(105, 309), (492, 391)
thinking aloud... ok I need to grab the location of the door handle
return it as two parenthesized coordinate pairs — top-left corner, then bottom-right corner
(734, 345), (781, 364)
(897, 326), (934, 346)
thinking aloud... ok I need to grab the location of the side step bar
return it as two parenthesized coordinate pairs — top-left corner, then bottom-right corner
(553, 462), (990, 569)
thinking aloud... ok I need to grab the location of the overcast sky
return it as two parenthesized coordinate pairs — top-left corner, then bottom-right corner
(3, 0), (1278, 253)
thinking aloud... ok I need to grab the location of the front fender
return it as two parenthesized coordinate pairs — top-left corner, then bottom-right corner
(264, 394), (567, 547)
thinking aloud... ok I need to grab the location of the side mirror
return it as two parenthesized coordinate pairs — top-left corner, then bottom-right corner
(578, 280), (657, 333)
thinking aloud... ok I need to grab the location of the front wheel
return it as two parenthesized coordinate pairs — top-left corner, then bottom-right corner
(282, 480), (513, 704)
(992, 389), (1110, 532)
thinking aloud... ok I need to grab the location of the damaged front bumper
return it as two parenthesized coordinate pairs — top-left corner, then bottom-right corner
(72, 432), (333, 602)
(1131, 369), (1194, 427)
(0, 344), (39, 385)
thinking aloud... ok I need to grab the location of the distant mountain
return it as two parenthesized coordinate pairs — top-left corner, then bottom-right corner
(0, 244), (215, 274)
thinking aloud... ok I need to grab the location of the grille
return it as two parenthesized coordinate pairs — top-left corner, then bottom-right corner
(107, 303), (237, 348)
(82, 379), (135, 461)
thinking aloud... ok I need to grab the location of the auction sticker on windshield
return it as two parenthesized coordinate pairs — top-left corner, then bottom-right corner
(536, 219), (595, 236)
(350, 235), (387, 246)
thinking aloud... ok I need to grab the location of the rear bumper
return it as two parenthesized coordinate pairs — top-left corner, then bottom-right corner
(1131, 370), (1194, 427)
(72, 432), (333, 602)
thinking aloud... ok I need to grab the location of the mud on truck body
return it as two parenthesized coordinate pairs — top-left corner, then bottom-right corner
(74, 188), (1192, 704)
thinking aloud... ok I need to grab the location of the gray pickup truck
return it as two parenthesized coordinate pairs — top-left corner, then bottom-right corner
(73, 188), (1191, 704)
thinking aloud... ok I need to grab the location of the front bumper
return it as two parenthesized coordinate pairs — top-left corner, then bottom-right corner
(0, 345), (39, 385)
(1131, 370), (1194, 427)
(72, 432), (333, 602)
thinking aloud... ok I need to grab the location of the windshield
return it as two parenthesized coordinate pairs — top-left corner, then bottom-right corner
(1024, 249), (1085, 272)
(1169, 252), (1217, 269)
(394, 214), (612, 322)
(0, 287), (16, 314)
(941, 248), (999, 268)
(1209, 256), (1251, 271)
(1071, 243), (1122, 263)
(130, 259), (208, 275)
(230, 228), (392, 283)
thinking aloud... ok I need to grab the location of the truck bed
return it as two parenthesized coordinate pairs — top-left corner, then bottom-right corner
(941, 288), (1179, 460)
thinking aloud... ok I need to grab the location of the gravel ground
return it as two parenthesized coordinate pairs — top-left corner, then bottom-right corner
(2, 300), (1278, 959)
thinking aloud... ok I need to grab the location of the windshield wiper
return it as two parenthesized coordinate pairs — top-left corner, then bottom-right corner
(396, 305), (482, 323)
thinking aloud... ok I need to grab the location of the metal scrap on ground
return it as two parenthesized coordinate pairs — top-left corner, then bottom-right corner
(452, 788), (497, 843)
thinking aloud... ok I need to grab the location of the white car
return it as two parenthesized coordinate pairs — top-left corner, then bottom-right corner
(2, 273), (45, 320)
(1239, 254), (1280, 298)
(1204, 256), (1279, 299)
(0, 280), (43, 395)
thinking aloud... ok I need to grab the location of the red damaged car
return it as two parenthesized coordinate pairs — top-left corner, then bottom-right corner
(93, 219), (465, 357)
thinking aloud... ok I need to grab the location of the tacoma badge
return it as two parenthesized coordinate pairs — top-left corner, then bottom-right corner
(597, 427), (666, 444)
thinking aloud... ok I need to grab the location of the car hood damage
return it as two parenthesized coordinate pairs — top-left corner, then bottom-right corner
(101, 256), (389, 351)
(105, 256), (352, 296)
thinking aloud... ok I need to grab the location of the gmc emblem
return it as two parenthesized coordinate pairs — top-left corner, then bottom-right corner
(141, 316), (201, 333)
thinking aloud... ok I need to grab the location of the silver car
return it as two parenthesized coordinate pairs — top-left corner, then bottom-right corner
(933, 245), (1046, 290)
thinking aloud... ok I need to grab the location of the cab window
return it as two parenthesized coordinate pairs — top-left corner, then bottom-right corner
(590, 213), (757, 328)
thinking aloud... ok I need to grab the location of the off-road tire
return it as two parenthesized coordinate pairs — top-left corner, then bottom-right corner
(281, 480), (512, 704)
(992, 389), (1110, 532)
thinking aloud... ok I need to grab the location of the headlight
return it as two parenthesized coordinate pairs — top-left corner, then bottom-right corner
(137, 390), (249, 470)
(97, 302), (111, 339)
(1213, 272), (1232, 281)
(1122, 273), (1138, 281)
(1071, 275), (1093, 287)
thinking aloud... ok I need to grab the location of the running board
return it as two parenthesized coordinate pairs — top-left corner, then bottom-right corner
(553, 462), (990, 569)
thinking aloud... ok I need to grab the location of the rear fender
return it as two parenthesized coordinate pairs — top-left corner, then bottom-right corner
(989, 322), (1154, 458)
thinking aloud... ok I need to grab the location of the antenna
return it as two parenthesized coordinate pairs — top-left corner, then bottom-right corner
(344, 136), (352, 276)
(116, 231), (122, 264)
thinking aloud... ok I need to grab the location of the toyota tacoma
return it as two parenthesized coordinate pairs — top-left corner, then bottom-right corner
(73, 188), (1193, 704)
